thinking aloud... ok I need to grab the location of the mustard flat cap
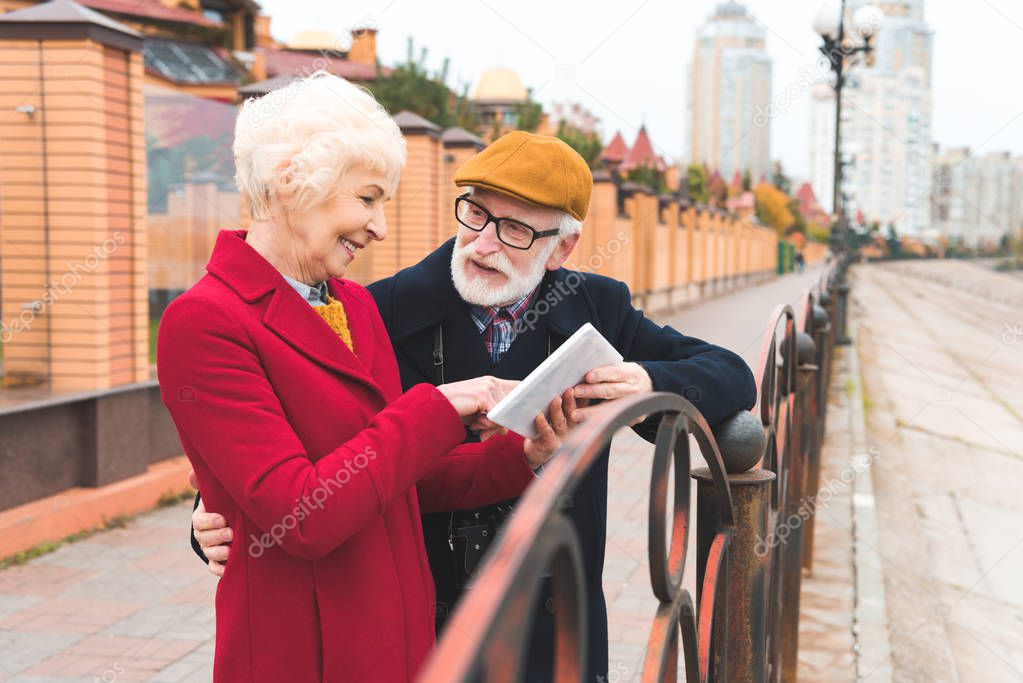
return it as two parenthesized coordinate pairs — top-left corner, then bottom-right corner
(454, 131), (593, 221)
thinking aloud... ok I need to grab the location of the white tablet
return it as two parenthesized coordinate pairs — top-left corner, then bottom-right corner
(487, 323), (623, 439)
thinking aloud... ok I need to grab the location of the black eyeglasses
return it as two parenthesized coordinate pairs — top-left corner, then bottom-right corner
(454, 195), (560, 250)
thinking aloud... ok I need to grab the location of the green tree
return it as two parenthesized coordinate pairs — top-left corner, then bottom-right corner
(807, 221), (831, 243)
(513, 88), (544, 132)
(625, 164), (664, 193)
(556, 121), (603, 168)
(742, 169), (752, 192)
(787, 198), (807, 236)
(884, 223), (902, 258)
(771, 164), (792, 195)
(685, 163), (709, 204)
(368, 38), (477, 130)
(451, 82), (479, 132)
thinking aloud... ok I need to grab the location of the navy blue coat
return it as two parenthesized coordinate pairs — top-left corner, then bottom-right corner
(368, 238), (757, 682)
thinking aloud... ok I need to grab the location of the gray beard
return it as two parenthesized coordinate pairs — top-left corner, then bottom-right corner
(449, 240), (554, 307)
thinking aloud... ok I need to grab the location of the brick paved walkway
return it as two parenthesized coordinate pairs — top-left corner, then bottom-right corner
(0, 503), (215, 682)
(0, 267), (831, 682)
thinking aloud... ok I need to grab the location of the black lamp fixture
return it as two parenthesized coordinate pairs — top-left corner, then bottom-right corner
(813, 0), (882, 344)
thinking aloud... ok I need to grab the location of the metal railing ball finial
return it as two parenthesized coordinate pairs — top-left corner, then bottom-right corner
(779, 332), (817, 368)
(812, 305), (829, 331)
(712, 410), (767, 474)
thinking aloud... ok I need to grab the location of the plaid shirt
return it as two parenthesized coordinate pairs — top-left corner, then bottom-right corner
(469, 287), (539, 365)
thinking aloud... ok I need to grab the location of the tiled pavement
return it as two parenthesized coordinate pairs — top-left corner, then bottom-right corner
(0, 504), (216, 682)
(0, 265), (850, 683)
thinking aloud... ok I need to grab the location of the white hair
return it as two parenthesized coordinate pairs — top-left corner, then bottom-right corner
(462, 186), (582, 237)
(234, 71), (407, 220)
(554, 211), (583, 237)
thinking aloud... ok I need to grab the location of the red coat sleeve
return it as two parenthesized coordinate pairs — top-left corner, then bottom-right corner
(348, 280), (536, 514)
(157, 295), (466, 560)
(416, 432), (537, 513)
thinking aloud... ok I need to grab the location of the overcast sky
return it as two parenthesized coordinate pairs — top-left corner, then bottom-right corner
(258, 0), (1023, 182)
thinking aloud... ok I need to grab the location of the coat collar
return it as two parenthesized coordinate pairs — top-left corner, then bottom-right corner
(388, 238), (594, 343)
(206, 229), (385, 402)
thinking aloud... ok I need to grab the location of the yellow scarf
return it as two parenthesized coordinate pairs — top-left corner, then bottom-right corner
(313, 295), (354, 353)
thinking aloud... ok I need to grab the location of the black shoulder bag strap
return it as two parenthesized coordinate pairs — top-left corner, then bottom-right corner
(433, 324), (445, 385)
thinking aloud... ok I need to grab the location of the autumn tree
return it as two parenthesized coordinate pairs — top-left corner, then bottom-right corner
(707, 172), (728, 208)
(754, 182), (795, 234)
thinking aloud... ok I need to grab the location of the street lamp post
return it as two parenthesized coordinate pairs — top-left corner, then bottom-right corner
(814, 0), (881, 345)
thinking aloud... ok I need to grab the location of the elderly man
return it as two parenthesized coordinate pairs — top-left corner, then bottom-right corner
(191, 131), (756, 682)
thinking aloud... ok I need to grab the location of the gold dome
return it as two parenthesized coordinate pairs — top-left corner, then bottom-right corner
(473, 67), (528, 103)
(289, 29), (344, 51)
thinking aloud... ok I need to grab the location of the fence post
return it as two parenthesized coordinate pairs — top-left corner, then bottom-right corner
(777, 336), (818, 682)
(0, 2), (149, 390)
(693, 467), (774, 682)
(835, 256), (853, 345)
(691, 409), (770, 682)
(802, 301), (832, 574)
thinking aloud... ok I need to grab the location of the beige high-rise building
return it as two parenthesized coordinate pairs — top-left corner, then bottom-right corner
(686, 1), (773, 182)
(932, 146), (1023, 248)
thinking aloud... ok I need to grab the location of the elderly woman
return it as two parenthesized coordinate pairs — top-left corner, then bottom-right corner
(157, 73), (567, 682)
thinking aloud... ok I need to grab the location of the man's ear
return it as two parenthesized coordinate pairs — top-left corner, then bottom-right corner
(545, 233), (580, 271)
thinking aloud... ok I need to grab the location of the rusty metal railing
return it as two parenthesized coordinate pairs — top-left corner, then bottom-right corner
(419, 262), (841, 682)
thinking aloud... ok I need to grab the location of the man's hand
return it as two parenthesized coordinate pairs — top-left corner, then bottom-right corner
(191, 491), (232, 578)
(570, 362), (653, 423)
(523, 389), (584, 470)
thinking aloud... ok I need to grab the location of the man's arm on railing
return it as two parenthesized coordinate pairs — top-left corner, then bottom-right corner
(609, 279), (757, 434)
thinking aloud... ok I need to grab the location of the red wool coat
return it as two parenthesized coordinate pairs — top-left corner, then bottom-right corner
(158, 230), (536, 682)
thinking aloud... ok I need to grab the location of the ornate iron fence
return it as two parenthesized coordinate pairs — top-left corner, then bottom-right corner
(420, 262), (841, 682)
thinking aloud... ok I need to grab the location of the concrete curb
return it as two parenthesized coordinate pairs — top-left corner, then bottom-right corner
(848, 321), (894, 682)
(0, 455), (193, 561)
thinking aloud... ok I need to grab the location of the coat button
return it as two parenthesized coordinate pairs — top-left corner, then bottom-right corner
(545, 597), (555, 614)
